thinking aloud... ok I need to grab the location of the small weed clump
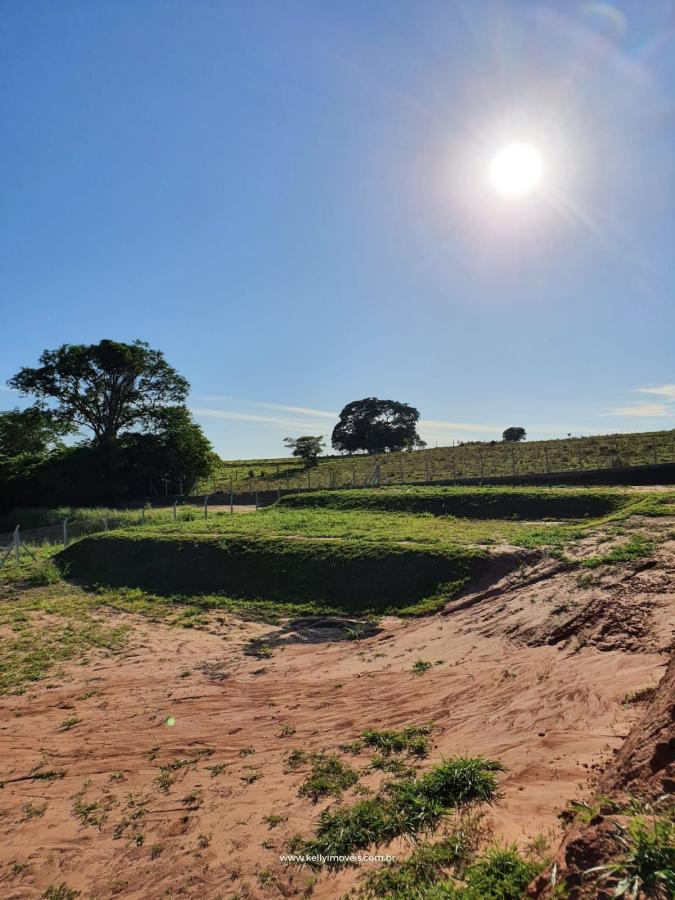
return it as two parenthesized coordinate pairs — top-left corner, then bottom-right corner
(361, 724), (433, 758)
(298, 754), (359, 802)
(370, 755), (413, 777)
(42, 885), (81, 900)
(263, 813), (288, 829)
(412, 659), (433, 677)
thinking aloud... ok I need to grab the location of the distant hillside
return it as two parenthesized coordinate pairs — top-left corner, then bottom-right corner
(196, 428), (675, 495)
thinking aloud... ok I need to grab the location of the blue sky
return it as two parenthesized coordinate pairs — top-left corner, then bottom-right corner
(1, 0), (674, 458)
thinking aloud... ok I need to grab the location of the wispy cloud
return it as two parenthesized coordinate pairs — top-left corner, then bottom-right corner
(606, 403), (674, 417)
(191, 407), (332, 433)
(192, 396), (337, 419)
(635, 384), (675, 400)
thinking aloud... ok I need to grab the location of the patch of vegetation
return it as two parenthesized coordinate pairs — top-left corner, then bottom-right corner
(263, 813), (288, 829)
(412, 659), (433, 677)
(361, 725), (433, 758)
(588, 815), (675, 898)
(277, 486), (631, 520)
(23, 801), (48, 820)
(579, 534), (656, 569)
(297, 754), (359, 802)
(42, 886), (81, 900)
(72, 787), (115, 829)
(450, 843), (547, 898)
(288, 756), (503, 867)
(356, 815), (483, 897)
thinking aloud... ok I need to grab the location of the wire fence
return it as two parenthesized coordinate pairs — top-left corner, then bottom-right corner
(188, 431), (675, 497)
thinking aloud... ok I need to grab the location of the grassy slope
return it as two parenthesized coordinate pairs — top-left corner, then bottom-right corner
(198, 428), (675, 494)
(55, 488), (675, 616)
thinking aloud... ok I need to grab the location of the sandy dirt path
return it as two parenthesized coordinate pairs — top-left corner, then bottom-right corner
(1, 541), (673, 899)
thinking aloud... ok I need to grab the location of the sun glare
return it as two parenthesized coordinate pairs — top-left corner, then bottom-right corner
(489, 142), (543, 197)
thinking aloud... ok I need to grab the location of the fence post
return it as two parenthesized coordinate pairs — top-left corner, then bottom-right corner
(277, 487), (281, 501)
(375, 459), (381, 487)
(14, 525), (20, 563)
(173, 500), (178, 521)
(104, 516), (109, 531)
(255, 491), (259, 511)
(230, 478), (234, 514)
(63, 518), (69, 549)
(141, 507), (145, 526)
(478, 450), (484, 481)
(204, 496), (209, 520)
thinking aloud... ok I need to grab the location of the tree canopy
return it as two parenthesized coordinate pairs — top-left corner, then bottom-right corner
(8, 339), (189, 444)
(0, 406), (72, 458)
(503, 427), (527, 442)
(331, 398), (425, 454)
(284, 435), (325, 467)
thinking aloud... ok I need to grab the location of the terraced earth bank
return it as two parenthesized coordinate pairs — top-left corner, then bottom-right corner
(0, 488), (673, 898)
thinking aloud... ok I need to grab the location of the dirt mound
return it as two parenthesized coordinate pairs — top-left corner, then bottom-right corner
(527, 650), (675, 898)
(604, 652), (675, 797)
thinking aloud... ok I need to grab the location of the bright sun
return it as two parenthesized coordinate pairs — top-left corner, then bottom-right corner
(489, 142), (543, 197)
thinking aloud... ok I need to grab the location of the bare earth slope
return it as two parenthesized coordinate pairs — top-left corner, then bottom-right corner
(1, 535), (674, 898)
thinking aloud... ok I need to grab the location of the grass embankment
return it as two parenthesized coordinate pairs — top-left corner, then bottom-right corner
(54, 487), (674, 616)
(199, 428), (675, 494)
(276, 485), (632, 518)
(58, 533), (483, 616)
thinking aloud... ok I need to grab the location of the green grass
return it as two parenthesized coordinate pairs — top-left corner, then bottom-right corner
(361, 725), (433, 758)
(276, 486), (634, 519)
(289, 756), (503, 868)
(199, 428), (675, 494)
(297, 754), (359, 802)
(588, 814), (675, 898)
(579, 533), (656, 568)
(355, 827), (547, 899)
(57, 532), (485, 615)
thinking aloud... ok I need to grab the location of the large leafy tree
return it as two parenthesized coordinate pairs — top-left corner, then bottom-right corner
(331, 398), (425, 454)
(8, 339), (189, 444)
(502, 426), (526, 442)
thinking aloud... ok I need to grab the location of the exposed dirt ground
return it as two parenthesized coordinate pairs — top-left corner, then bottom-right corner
(1, 530), (674, 899)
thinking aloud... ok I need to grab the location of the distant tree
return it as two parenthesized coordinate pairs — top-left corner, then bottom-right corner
(332, 398), (426, 454)
(8, 339), (189, 444)
(503, 427), (526, 442)
(0, 406), (72, 458)
(284, 435), (325, 468)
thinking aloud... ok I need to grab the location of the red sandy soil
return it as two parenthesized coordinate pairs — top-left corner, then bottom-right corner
(1, 538), (674, 899)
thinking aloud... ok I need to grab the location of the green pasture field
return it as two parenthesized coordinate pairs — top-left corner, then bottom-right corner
(197, 428), (675, 494)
